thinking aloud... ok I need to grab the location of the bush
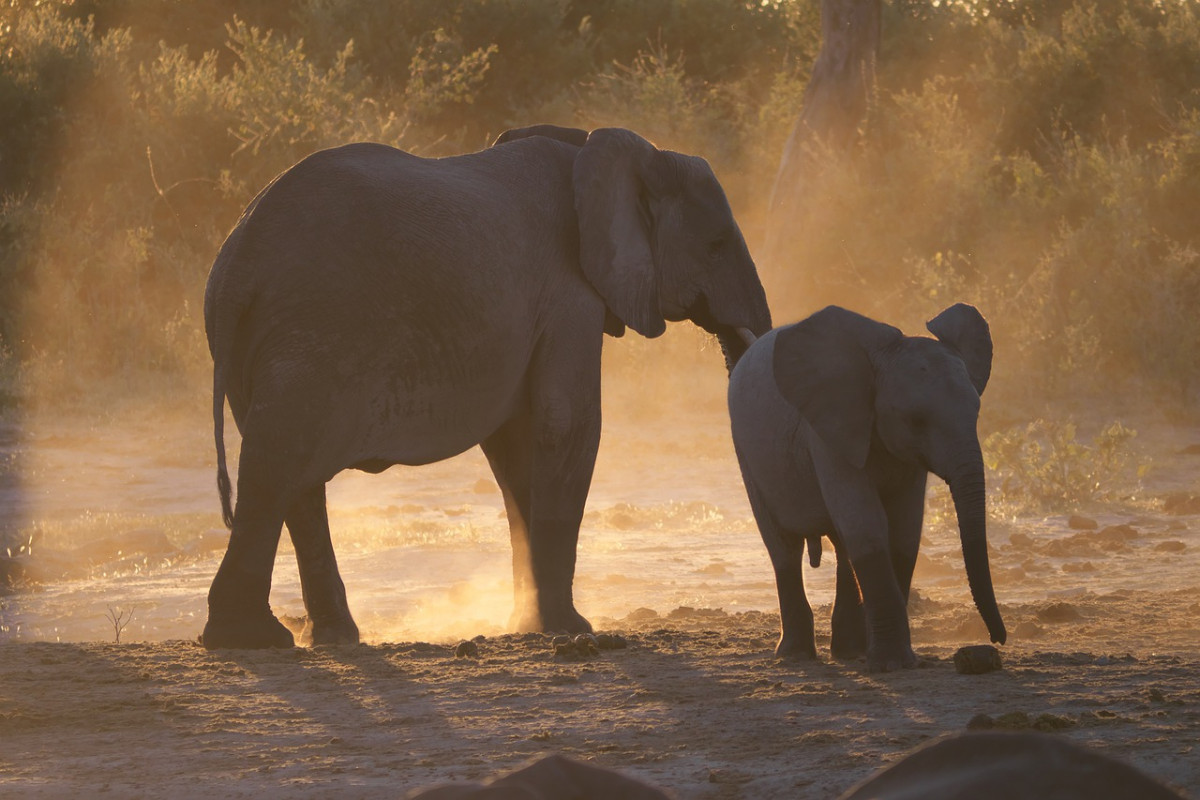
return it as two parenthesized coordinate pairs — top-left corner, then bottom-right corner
(769, 0), (1200, 408)
(0, 0), (1198, 414)
(983, 419), (1146, 510)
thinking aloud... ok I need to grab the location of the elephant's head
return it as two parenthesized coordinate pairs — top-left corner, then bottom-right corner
(773, 304), (1006, 645)
(569, 128), (772, 370)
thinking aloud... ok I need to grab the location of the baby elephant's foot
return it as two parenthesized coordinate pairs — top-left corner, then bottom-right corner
(302, 615), (360, 646)
(775, 634), (818, 660)
(830, 625), (867, 661)
(866, 643), (919, 673)
(201, 610), (295, 650)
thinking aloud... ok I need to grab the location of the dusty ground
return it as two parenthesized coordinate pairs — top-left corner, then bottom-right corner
(1, 399), (1198, 798)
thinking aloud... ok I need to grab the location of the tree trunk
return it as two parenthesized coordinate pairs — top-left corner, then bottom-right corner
(765, 0), (881, 268)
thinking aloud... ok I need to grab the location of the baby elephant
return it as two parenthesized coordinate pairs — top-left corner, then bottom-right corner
(728, 304), (1005, 671)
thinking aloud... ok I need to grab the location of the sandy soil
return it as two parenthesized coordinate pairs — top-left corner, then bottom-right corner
(1, 399), (1198, 798)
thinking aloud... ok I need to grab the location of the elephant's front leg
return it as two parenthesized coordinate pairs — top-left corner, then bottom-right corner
(484, 394), (597, 633)
(286, 483), (359, 646)
(812, 445), (916, 672)
(481, 410), (537, 629)
(510, 322), (603, 634)
(519, 391), (600, 633)
(829, 533), (867, 660)
(885, 471), (928, 604)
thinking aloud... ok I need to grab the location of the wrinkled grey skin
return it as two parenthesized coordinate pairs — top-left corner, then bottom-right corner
(203, 125), (772, 649)
(728, 304), (1004, 671)
(408, 754), (672, 799)
(838, 732), (1184, 799)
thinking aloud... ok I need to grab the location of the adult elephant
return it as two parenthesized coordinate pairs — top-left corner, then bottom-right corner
(728, 304), (1004, 671)
(202, 125), (772, 649)
(838, 732), (1183, 799)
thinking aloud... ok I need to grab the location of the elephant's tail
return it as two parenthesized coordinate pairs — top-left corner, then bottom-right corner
(213, 361), (234, 530)
(207, 178), (280, 531)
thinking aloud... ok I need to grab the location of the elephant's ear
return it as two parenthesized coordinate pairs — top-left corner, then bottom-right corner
(773, 306), (901, 469)
(491, 124), (588, 148)
(573, 128), (666, 338)
(926, 303), (992, 396)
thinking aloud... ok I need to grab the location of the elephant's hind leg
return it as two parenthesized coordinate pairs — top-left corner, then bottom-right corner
(202, 443), (296, 649)
(286, 483), (359, 646)
(770, 544), (818, 659)
(829, 535), (867, 660)
(741, 480), (816, 658)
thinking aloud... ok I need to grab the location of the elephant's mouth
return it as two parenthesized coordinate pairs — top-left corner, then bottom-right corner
(687, 295), (758, 374)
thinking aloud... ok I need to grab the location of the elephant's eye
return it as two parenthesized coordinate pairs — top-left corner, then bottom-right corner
(707, 236), (726, 257)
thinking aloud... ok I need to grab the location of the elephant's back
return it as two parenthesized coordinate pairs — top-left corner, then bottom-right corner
(729, 329), (793, 438)
(729, 329), (824, 530)
(226, 141), (575, 300)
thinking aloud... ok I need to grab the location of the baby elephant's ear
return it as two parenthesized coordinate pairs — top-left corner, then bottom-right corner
(773, 306), (898, 469)
(926, 303), (992, 396)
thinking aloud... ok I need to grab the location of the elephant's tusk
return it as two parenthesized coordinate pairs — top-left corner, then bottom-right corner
(734, 327), (757, 348)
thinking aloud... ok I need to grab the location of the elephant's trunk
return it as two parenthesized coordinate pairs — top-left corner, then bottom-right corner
(948, 456), (1006, 645)
(715, 327), (756, 374)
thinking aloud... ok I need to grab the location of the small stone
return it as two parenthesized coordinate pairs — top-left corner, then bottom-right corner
(553, 643), (582, 661)
(995, 711), (1031, 729)
(1162, 492), (1200, 515)
(1096, 524), (1138, 544)
(1068, 515), (1099, 530)
(595, 633), (628, 650)
(573, 633), (599, 656)
(1008, 532), (1035, 550)
(550, 634), (571, 647)
(1037, 602), (1083, 623)
(907, 588), (941, 616)
(966, 713), (995, 730)
(1032, 713), (1075, 731)
(1014, 621), (1045, 639)
(954, 644), (1003, 674)
(625, 607), (659, 622)
(1155, 541), (1186, 553)
(453, 640), (479, 659)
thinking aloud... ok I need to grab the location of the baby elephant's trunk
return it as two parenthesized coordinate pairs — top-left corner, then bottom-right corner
(948, 459), (1006, 645)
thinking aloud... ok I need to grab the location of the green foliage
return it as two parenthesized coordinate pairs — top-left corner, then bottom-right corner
(0, 0), (1198, 413)
(984, 419), (1146, 510)
(772, 0), (1200, 407)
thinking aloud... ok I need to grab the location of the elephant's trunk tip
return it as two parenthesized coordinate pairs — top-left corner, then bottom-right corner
(988, 617), (1007, 646)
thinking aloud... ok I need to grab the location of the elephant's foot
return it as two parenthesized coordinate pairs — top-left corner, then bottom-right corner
(866, 643), (919, 673)
(512, 605), (593, 635)
(774, 634), (818, 660)
(830, 623), (867, 660)
(301, 615), (360, 647)
(200, 611), (295, 650)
